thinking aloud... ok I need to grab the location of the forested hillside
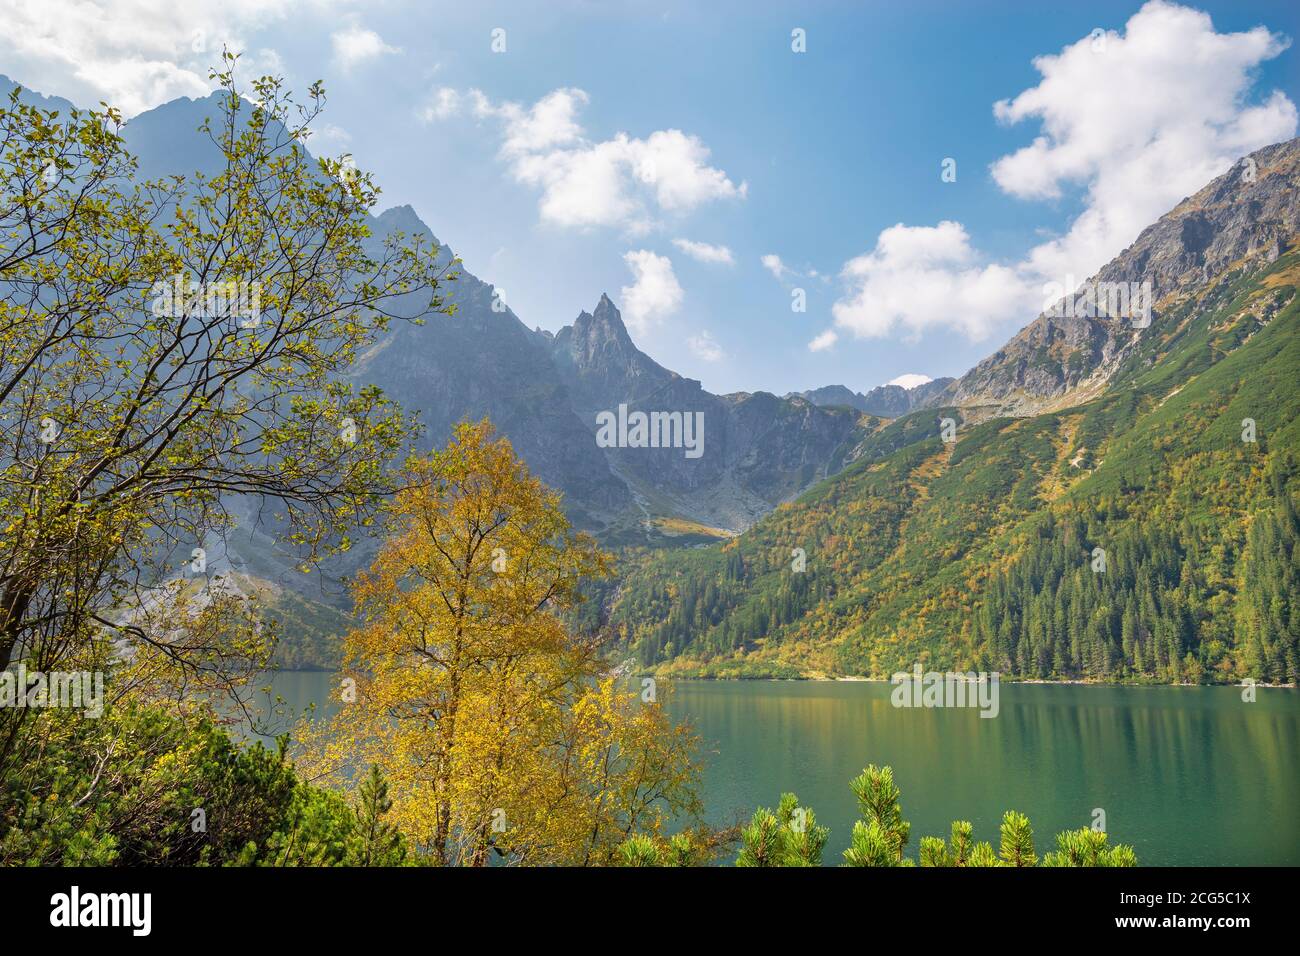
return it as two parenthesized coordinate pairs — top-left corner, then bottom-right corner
(601, 246), (1300, 684)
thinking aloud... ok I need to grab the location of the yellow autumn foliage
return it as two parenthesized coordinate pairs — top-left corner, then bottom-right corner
(301, 421), (700, 865)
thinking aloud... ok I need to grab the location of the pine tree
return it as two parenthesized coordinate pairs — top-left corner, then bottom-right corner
(349, 765), (405, 867)
(998, 810), (1037, 867)
(967, 841), (1001, 867)
(735, 793), (828, 866)
(776, 793), (829, 867)
(843, 820), (909, 867)
(918, 836), (951, 867)
(949, 820), (974, 865)
(617, 835), (662, 867)
(848, 765), (910, 862)
(735, 807), (783, 867)
(1041, 828), (1137, 867)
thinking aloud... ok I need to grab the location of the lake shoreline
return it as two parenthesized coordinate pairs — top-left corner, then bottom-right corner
(271, 666), (1297, 689)
(650, 673), (1298, 689)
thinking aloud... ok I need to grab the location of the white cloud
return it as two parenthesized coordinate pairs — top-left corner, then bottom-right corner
(620, 250), (683, 336)
(420, 87), (462, 122)
(807, 329), (838, 352)
(426, 86), (746, 232)
(635, 130), (747, 212)
(331, 23), (399, 71)
(673, 238), (735, 265)
(0, 0), (320, 117)
(887, 373), (933, 389)
(762, 252), (827, 286)
(830, 1), (1297, 345)
(992, 0), (1296, 283)
(831, 222), (1037, 342)
(761, 254), (789, 281)
(516, 136), (638, 230)
(687, 330), (725, 362)
(482, 88), (589, 156)
(299, 121), (351, 158)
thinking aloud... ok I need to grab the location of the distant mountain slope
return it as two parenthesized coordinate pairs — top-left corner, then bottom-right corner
(790, 378), (954, 416)
(604, 139), (1300, 685)
(0, 75), (77, 113)
(101, 87), (883, 547)
(353, 209), (631, 523)
(550, 294), (872, 533)
(944, 139), (1300, 416)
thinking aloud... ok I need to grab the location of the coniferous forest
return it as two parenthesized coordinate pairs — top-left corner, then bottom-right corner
(600, 255), (1300, 683)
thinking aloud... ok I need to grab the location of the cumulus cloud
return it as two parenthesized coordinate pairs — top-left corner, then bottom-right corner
(673, 238), (734, 265)
(807, 329), (838, 352)
(0, 0), (319, 117)
(830, 222), (1038, 342)
(421, 87), (462, 122)
(620, 250), (683, 336)
(824, 1), (1297, 349)
(994, 0), (1296, 283)
(887, 373), (933, 389)
(426, 86), (746, 232)
(331, 22), (399, 71)
(479, 87), (589, 156)
(760, 254), (789, 281)
(687, 330), (725, 362)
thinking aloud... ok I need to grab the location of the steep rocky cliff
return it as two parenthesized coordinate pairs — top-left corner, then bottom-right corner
(551, 295), (869, 531)
(947, 138), (1300, 414)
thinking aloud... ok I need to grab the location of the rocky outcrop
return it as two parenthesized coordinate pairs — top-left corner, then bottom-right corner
(945, 137), (1300, 414)
(352, 208), (630, 520)
(551, 296), (868, 530)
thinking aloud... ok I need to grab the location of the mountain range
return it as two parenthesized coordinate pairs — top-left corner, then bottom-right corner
(787, 379), (953, 417)
(6, 75), (1295, 681)
(27, 81), (913, 556)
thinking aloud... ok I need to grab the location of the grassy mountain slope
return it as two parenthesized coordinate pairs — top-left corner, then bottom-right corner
(603, 246), (1300, 683)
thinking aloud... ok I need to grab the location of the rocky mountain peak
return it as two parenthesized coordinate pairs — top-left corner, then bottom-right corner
(947, 136), (1300, 415)
(593, 291), (620, 320)
(552, 295), (677, 405)
(375, 204), (435, 242)
(569, 293), (635, 351)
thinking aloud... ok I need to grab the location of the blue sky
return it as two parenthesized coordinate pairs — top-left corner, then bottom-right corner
(2, 0), (1298, 395)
